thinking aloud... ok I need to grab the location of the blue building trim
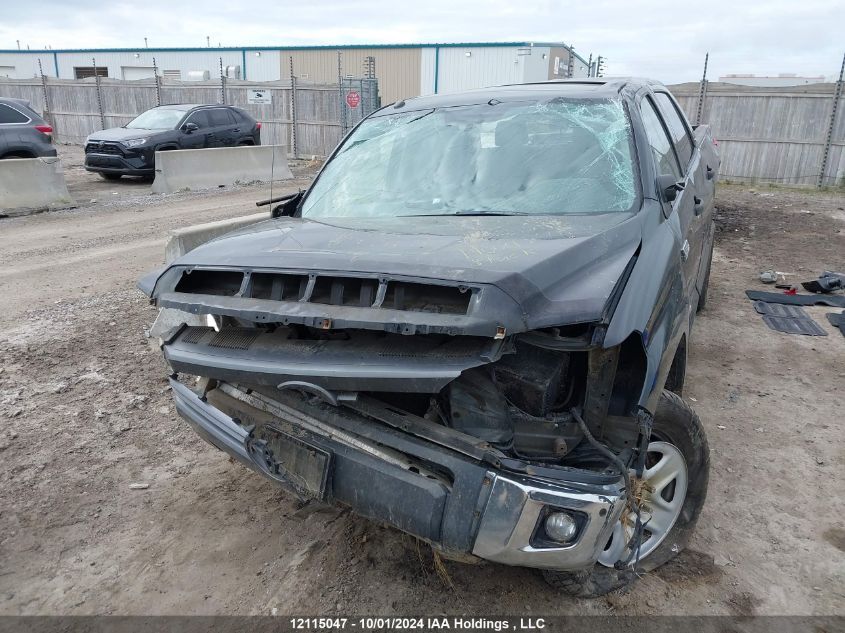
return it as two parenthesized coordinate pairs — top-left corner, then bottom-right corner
(0, 41), (567, 55)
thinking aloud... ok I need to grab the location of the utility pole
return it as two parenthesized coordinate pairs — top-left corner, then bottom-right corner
(16, 40), (20, 50)
(207, 36), (211, 48)
(817, 52), (845, 188)
(695, 52), (709, 126)
(596, 55), (605, 77)
(144, 37), (148, 48)
(587, 53), (593, 78)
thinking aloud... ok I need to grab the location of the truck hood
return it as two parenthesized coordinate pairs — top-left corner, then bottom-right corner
(153, 213), (643, 328)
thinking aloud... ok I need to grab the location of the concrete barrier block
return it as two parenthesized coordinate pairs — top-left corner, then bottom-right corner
(151, 145), (294, 194)
(165, 211), (269, 263)
(0, 156), (74, 215)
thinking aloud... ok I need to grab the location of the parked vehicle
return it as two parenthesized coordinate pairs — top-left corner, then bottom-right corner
(84, 104), (261, 179)
(139, 78), (719, 597)
(0, 98), (56, 159)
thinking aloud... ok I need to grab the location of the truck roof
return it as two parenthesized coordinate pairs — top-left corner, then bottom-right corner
(388, 78), (666, 111)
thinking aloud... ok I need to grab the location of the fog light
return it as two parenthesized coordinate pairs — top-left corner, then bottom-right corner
(545, 512), (578, 543)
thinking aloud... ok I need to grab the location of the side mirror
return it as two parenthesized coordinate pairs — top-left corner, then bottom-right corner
(657, 174), (684, 202)
(182, 122), (199, 134)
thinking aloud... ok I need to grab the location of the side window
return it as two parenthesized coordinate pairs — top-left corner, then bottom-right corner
(655, 92), (693, 168)
(208, 108), (234, 127)
(185, 110), (209, 129)
(0, 103), (30, 124)
(640, 97), (681, 180)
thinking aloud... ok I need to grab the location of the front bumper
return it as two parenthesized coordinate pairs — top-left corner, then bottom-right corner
(84, 149), (153, 176)
(170, 378), (625, 570)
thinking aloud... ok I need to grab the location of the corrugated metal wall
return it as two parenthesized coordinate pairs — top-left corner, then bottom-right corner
(670, 82), (845, 187)
(0, 50), (282, 82)
(279, 48), (420, 104)
(434, 46), (524, 95)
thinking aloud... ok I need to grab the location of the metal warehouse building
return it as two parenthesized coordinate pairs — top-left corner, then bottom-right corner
(0, 42), (591, 103)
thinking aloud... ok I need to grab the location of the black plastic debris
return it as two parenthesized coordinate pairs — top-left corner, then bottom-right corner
(752, 301), (827, 336)
(746, 290), (845, 307)
(801, 271), (845, 294)
(827, 311), (845, 338)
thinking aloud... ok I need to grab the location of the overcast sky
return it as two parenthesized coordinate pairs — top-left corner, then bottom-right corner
(3, 0), (843, 83)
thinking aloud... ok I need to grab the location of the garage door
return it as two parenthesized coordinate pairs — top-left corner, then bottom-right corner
(121, 66), (156, 80)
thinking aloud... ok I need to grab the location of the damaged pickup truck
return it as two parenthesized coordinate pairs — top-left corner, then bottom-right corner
(139, 78), (719, 597)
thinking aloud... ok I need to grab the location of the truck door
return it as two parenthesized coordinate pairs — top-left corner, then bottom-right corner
(653, 91), (713, 295)
(638, 95), (702, 310)
(180, 110), (210, 149)
(206, 108), (238, 147)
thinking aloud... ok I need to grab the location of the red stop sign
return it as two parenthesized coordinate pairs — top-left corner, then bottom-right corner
(346, 90), (361, 108)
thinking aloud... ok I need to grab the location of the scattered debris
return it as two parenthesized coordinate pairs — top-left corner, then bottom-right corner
(826, 311), (845, 338)
(128, 483), (150, 490)
(801, 271), (845, 294)
(746, 290), (845, 307)
(759, 271), (778, 284)
(752, 301), (828, 336)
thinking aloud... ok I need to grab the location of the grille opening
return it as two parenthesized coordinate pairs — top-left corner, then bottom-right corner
(310, 276), (378, 307)
(250, 273), (308, 301)
(175, 270), (244, 296)
(383, 282), (471, 314)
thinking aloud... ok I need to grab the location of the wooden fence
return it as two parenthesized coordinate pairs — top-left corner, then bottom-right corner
(0, 76), (378, 158)
(669, 82), (845, 187)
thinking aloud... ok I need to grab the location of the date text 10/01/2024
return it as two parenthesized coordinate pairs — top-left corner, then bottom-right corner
(289, 617), (547, 630)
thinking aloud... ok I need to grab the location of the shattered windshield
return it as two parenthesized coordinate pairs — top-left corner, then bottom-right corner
(301, 98), (638, 218)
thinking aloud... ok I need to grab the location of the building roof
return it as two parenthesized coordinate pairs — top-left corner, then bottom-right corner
(0, 42), (591, 67)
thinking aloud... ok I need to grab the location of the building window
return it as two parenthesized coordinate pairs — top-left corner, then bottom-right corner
(74, 66), (108, 79)
(163, 69), (182, 80)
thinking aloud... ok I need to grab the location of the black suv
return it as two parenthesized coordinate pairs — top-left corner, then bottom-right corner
(0, 98), (57, 159)
(84, 104), (261, 180)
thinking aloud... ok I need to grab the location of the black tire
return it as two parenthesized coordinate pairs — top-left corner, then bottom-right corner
(99, 173), (122, 181)
(542, 390), (710, 598)
(697, 227), (715, 313)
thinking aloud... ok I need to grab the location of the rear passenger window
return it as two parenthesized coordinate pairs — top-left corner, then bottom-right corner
(655, 92), (693, 168)
(640, 97), (681, 180)
(208, 108), (234, 126)
(0, 104), (30, 124)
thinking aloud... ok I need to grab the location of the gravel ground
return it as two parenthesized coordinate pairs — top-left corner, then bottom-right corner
(0, 161), (843, 616)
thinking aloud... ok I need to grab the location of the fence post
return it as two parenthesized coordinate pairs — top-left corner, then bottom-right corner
(93, 57), (105, 130)
(337, 50), (346, 136)
(817, 52), (845, 189)
(695, 52), (709, 126)
(37, 58), (53, 128)
(289, 56), (298, 159)
(152, 56), (162, 107)
(219, 57), (226, 104)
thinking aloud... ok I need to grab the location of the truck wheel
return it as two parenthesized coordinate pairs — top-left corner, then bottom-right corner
(542, 390), (709, 598)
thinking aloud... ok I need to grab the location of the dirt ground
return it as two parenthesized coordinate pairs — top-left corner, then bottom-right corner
(0, 152), (843, 616)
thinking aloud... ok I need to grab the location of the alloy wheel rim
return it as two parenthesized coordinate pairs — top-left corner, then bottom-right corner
(597, 440), (688, 568)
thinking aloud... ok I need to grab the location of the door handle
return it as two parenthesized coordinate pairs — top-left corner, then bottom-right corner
(680, 239), (690, 262)
(694, 196), (704, 216)
(706, 165), (714, 180)
(232, 128), (240, 133)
